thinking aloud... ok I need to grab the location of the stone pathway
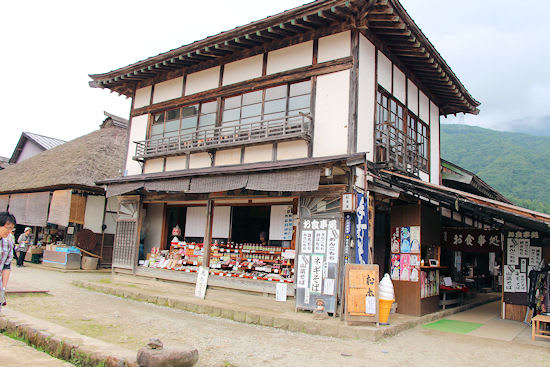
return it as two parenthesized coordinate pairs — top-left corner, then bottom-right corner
(0, 334), (73, 367)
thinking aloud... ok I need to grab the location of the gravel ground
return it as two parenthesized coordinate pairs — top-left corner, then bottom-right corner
(4, 266), (550, 367)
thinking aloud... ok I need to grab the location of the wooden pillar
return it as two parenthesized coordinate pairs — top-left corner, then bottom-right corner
(202, 199), (214, 267)
(367, 192), (375, 264)
(132, 197), (144, 275)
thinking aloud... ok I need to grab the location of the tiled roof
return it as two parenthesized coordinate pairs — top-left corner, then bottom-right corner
(23, 132), (66, 150)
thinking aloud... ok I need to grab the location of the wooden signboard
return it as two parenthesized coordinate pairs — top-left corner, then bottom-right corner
(194, 266), (209, 299)
(344, 264), (379, 326)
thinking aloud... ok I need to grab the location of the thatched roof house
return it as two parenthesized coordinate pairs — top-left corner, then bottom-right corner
(0, 116), (128, 195)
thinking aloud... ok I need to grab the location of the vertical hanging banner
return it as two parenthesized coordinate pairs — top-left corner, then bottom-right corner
(355, 192), (368, 264)
(296, 216), (341, 314)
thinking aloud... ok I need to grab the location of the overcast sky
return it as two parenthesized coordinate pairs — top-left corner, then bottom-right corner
(1, 0), (548, 157)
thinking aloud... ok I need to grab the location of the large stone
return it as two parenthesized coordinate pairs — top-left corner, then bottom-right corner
(137, 347), (198, 367)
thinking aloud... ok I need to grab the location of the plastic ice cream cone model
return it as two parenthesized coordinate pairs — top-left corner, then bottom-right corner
(379, 273), (395, 324)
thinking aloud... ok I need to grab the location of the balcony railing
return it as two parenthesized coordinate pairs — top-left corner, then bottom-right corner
(375, 121), (428, 176)
(134, 113), (312, 161)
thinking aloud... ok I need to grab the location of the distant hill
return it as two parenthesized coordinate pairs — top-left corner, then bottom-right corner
(440, 124), (550, 214)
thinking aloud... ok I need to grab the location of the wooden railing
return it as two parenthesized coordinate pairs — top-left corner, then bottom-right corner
(134, 113), (312, 160)
(374, 121), (428, 176)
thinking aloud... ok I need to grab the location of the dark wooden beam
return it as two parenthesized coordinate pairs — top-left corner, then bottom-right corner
(131, 56), (353, 117)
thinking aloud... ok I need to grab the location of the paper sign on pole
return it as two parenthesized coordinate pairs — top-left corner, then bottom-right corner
(276, 282), (287, 302)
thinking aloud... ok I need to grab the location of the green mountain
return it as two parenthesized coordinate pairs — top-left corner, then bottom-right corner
(440, 124), (550, 214)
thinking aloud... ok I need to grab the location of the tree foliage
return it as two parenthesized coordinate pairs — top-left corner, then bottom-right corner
(441, 124), (550, 214)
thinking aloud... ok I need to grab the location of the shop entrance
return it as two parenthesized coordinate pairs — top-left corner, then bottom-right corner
(231, 206), (270, 243)
(165, 206), (186, 248)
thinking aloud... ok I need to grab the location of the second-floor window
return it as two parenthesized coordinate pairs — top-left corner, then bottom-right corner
(222, 80), (311, 127)
(375, 89), (430, 174)
(150, 100), (217, 139)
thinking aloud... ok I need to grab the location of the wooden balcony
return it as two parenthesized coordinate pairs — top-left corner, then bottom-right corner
(134, 113), (312, 161)
(374, 121), (428, 176)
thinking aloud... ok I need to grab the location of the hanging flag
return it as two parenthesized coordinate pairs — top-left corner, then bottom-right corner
(355, 192), (369, 264)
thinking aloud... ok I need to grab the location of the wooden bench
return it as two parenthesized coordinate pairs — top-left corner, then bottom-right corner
(532, 314), (550, 341)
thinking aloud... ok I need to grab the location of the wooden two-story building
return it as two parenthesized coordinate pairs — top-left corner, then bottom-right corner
(90, 0), (497, 314)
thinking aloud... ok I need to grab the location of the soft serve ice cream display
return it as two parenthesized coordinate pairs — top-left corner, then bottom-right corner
(379, 273), (395, 324)
(379, 273), (395, 301)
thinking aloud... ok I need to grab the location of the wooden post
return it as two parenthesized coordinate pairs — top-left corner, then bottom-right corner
(132, 197), (144, 275)
(202, 199), (214, 267)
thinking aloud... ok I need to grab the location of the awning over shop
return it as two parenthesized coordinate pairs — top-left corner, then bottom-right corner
(106, 182), (144, 198)
(25, 192), (50, 227)
(187, 175), (247, 194)
(8, 194), (28, 225)
(144, 178), (190, 192)
(140, 168), (319, 194)
(374, 170), (550, 235)
(48, 190), (72, 227)
(245, 168), (320, 192)
(0, 195), (8, 212)
(7, 192), (50, 227)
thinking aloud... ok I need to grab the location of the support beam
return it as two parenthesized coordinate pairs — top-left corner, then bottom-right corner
(202, 199), (213, 267)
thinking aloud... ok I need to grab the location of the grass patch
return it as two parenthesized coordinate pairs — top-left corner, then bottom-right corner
(97, 278), (111, 284)
(1, 329), (108, 367)
(423, 319), (483, 334)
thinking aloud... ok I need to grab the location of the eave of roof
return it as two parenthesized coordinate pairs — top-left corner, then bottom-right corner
(378, 170), (550, 233)
(88, 0), (479, 115)
(96, 152), (366, 185)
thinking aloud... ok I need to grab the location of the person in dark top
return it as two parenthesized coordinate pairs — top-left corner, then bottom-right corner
(259, 232), (268, 246)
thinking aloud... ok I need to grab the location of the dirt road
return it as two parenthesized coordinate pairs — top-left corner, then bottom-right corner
(4, 267), (549, 367)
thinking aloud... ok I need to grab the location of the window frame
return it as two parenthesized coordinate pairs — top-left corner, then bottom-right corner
(375, 87), (430, 175)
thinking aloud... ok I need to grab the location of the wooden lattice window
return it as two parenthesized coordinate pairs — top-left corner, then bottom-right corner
(112, 220), (137, 269)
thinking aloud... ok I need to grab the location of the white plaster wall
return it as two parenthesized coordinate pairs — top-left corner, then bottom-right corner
(419, 90), (430, 123)
(276, 141), (308, 160)
(125, 115), (148, 176)
(355, 167), (365, 189)
(223, 54), (263, 86)
(318, 31), (351, 63)
(357, 34), (376, 161)
(243, 144), (273, 163)
(165, 156), (187, 171)
(418, 171), (430, 182)
(144, 203), (164, 253)
(313, 70), (349, 157)
(430, 101), (440, 185)
(83, 195), (105, 233)
(407, 79), (418, 115)
(189, 153), (211, 169)
(185, 66), (220, 95)
(134, 86), (152, 109)
(143, 158), (164, 174)
(377, 51), (392, 92)
(16, 140), (44, 163)
(153, 77), (183, 103)
(103, 211), (117, 234)
(212, 206), (231, 238)
(393, 65), (406, 105)
(266, 41), (313, 75)
(215, 148), (241, 166)
(106, 197), (118, 213)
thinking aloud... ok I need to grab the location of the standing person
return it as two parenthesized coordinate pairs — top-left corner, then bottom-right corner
(0, 212), (17, 311)
(16, 227), (32, 267)
(10, 228), (17, 263)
